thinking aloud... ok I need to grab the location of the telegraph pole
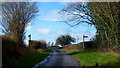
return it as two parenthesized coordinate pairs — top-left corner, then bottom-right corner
(77, 36), (79, 44)
(83, 35), (84, 49)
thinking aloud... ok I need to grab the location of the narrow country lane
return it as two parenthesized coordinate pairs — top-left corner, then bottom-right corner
(35, 50), (80, 68)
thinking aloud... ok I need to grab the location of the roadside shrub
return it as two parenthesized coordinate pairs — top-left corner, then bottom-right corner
(2, 35), (18, 63)
(29, 40), (47, 50)
(84, 41), (94, 48)
(1, 35), (35, 66)
(64, 44), (82, 51)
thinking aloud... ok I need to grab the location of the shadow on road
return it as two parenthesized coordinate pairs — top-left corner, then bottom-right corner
(69, 52), (80, 55)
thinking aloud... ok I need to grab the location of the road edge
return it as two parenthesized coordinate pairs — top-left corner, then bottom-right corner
(32, 50), (54, 68)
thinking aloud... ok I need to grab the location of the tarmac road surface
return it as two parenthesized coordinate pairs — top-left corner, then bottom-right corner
(36, 50), (80, 68)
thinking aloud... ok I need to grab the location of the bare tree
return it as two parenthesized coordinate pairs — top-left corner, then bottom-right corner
(59, 2), (120, 49)
(58, 2), (94, 27)
(2, 2), (38, 46)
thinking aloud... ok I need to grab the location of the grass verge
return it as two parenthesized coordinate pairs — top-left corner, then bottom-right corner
(62, 49), (119, 67)
(4, 51), (51, 68)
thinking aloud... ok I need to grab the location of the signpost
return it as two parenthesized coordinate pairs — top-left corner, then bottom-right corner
(83, 35), (88, 49)
(28, 34), (31, 40)
(28, 34), (31, 47)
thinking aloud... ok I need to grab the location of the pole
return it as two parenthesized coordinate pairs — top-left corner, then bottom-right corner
(83, 35), (88, 49)
(77, 36), (78, 44)
(28, 34), (31, 40)
(28, 34), (31, 47)
(83, 35), (84, 49)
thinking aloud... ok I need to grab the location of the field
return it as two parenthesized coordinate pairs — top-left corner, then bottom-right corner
(62, 49), (120, 67)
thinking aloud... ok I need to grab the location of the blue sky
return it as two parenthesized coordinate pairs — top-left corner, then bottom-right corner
(0, 2), (97, 45)
(25, 2), (96, 45)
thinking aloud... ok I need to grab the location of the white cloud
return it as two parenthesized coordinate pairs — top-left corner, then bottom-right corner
(69, 29), (96, 43)
(37, 26), (51, 34)
(57, 28), (70, 35)
(40, 9), (85, 22)
(73, 12), (85, 16)
(49, 35), (58, 39)
(26, 22), (31, 30)
(40, 10), (62, 21)
(0, 15), (2, 18)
